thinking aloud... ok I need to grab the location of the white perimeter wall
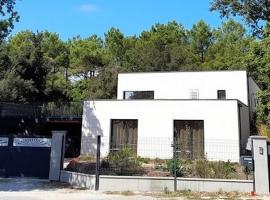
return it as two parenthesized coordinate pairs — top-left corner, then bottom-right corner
(81, 100), (247, 162)
(117, 71), (248, 105)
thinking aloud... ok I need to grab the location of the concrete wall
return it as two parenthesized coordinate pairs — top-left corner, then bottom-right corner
(60, 171), (253, 193)
(117, 71), (249, 105)
(60, 170), (95, 189)
(81, 99), (243, 162)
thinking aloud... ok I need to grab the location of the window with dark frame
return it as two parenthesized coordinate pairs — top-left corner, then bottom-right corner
(110, 119), (138, 154)
(217, 90), (226, 99)
(123, 91), (154, 99)
(174, 120), (204, 159)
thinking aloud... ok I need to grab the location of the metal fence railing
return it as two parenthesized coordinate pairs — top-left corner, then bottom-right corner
(71, 136), (254, 185)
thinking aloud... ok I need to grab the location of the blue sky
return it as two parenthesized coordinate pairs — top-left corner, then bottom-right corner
(12, 0), (225, 40)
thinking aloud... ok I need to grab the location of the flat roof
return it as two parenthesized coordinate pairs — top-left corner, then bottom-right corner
(119, 70), (247, 75)
(85, 99), (247, 107)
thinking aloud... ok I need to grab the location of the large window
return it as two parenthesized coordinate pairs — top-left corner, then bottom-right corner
(217, 90), (226, 99)
(174, 120), (204, 159)
(123, 91), (154, 99)
(110, 119), (138, 153)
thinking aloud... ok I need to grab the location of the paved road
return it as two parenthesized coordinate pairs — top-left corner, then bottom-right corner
(0, 178), (157, 200)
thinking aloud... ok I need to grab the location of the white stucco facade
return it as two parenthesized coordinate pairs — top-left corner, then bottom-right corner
(81, 71), (259, 162)
(117, 71), (249, 103)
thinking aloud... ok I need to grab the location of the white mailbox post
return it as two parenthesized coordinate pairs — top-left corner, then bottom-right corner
(251, 136), (269, 194)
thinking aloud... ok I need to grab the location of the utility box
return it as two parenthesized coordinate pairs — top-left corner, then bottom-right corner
(240, 155), (253, 170)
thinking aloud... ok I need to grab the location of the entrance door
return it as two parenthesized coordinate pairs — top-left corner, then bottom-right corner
(174, 120), (204, 159)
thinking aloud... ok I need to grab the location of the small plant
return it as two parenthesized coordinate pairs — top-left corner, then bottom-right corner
(107, 148), (143, 175)
(121, 190), (134, 196)
(195, 159), (236, 179)
(78, 155), (95, 162)
(163, 186), (171, 194)
(210, 160), (236, 179)
(165, 159), (190, 177)
(195, 159), (213, 178)
(137, 156), (151, 164)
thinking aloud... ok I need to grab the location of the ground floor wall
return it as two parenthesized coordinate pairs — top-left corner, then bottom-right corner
(81, 100), (250, 162)
(60, 171), (253, 192)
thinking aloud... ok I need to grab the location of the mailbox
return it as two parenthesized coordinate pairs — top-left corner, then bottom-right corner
(240, 155), (253, 170)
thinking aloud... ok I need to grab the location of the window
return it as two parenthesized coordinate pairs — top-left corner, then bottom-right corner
(217, 90), (226, 99)
(189, 89), (199, 99)
(123, 91), (154, 99)
(174, 120), (204, 159)
(110, 119), (138, 153)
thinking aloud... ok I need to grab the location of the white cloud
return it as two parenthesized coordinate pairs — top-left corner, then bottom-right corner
(79, 4), (97, 13)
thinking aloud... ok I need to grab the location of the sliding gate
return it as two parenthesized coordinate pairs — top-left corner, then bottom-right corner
(0, 136), (51, 179)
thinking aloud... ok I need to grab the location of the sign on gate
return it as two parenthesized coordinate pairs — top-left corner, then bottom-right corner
(0, 137), (8, 146)
(13, 138), (51, 147)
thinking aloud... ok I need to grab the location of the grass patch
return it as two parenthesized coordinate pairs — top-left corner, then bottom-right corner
(78, 155), (96, 162)
(149, 189), (253, 200)
(104, 190), (135, 196)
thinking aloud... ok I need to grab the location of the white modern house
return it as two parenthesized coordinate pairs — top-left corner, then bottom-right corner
(81, 71), (260, 162)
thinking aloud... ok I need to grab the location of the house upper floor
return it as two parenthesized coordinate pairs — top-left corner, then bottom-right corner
(117, 70), (260, 109)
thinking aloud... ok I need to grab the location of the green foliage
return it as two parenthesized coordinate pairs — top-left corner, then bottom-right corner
(0, 0), (19, 42)
(205, 19), (251, 70)
(210, 0), (270, 36)
(0, 18), (270, 131)
(165, 159), (191, 177)
(106, 148), (142, 175)
(189, 20), (212, 63)
(195, 159), (236, 179)
(69, 35), (104, 79)
(137, 156), (151, 164)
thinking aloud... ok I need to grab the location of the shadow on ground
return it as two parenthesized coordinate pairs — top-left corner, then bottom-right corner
(0, 178), (71, 192)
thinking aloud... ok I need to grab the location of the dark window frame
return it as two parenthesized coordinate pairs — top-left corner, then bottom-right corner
(109, 119), (138, 154)
(123, 91), (154, 100)
(217, 90), (226, 99)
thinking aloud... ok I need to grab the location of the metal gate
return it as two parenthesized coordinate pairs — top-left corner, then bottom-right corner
(0, 135), (51, 179)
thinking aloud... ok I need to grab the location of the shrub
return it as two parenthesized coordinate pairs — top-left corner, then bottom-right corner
(210, 161), (236, 179)
(137, 156), (151, 164)
(78, 155), (96, 162)
(194, 159), (213, 178)
(106, 148), (143, 175)
(194, 159), (236, 179)
(165, 159), (190, 177)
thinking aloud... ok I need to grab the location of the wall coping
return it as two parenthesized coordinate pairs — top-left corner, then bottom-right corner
(62, 170), (95, 178)
(62, 170), (253, 183)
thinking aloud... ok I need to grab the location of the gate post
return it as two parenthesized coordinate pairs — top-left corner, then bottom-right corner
(49, 130), (66, 181)
(251, 136), (269, 194)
